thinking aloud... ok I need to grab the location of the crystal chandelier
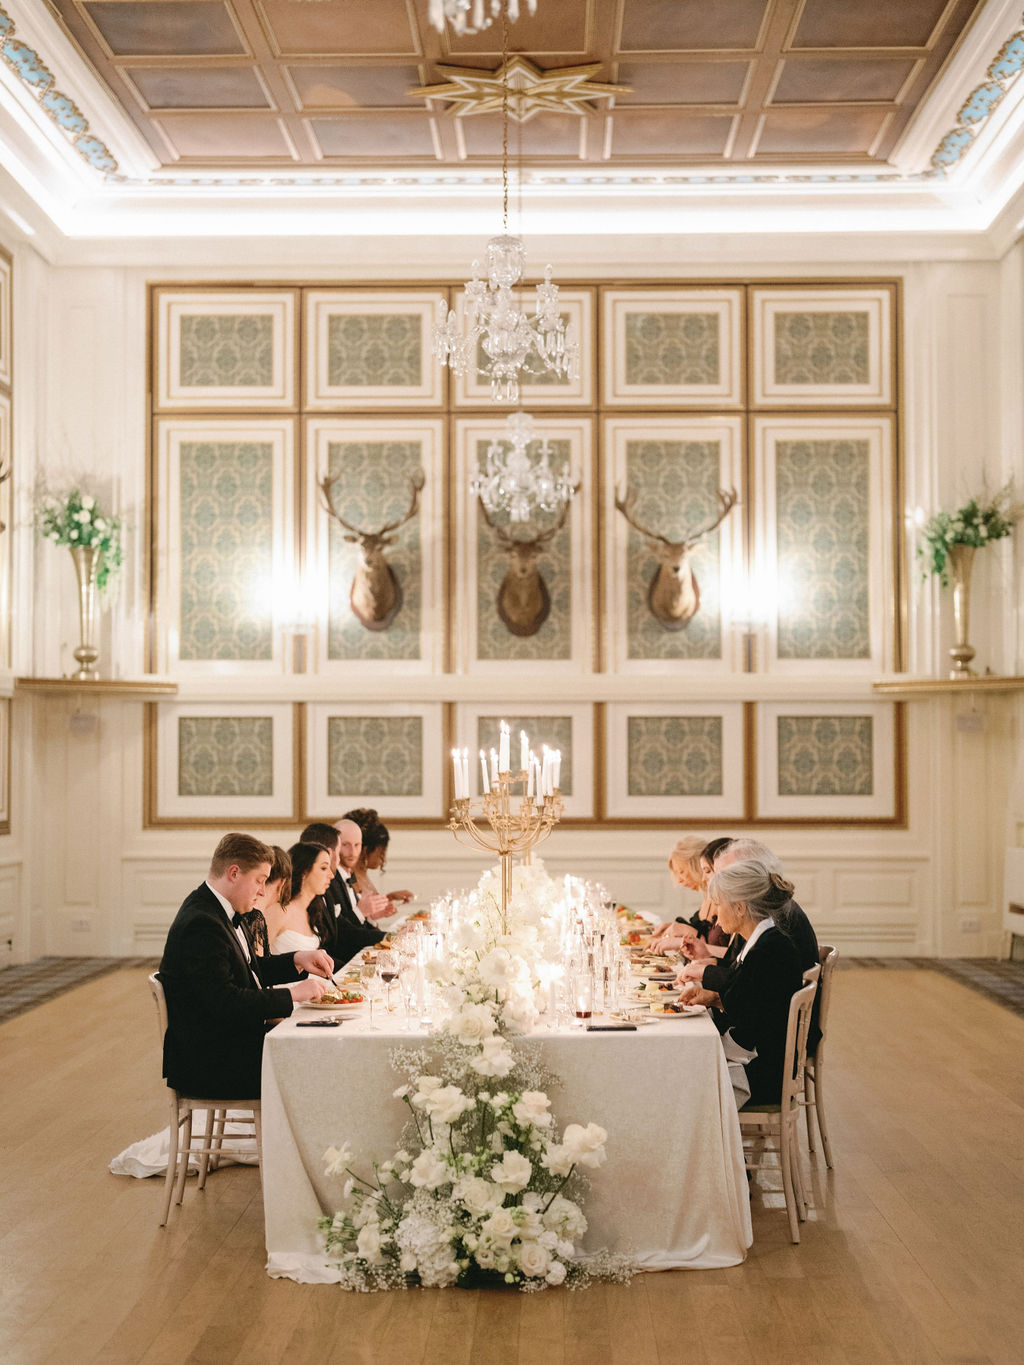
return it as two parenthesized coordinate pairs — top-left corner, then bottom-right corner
(429, 0), (537, 36)
(470, 410), (575, 523)
(433, 4), (577, 403)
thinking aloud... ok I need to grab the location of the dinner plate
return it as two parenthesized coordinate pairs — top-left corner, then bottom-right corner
(305, 999), (364, 1015)
(648, 1004), (707, 1018)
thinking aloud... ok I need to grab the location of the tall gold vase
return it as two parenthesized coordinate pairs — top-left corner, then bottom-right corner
(947, 542), (977, 680)
(69, 544), (101, 681)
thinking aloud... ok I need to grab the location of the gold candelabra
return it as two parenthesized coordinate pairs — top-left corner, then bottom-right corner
(448, 768), (563, 926)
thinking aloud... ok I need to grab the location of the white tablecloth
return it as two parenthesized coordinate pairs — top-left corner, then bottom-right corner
(262, 1010), (752, 1283)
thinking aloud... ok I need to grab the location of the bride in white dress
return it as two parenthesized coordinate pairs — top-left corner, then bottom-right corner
(268, 841), (335, 958)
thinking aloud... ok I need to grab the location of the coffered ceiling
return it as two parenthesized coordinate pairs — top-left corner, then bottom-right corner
(2, 0), (1024, 251)
(38, 0), (990, 171)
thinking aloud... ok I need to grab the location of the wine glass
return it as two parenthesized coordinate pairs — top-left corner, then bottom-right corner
(397, 963), (416, 1031)
(359, 959), (381, 1030)
(378, 950), (398, 1015)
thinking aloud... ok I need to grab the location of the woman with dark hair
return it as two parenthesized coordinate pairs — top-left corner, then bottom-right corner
(269, 841), (335, 956)
(343, 807), (414, 908)
(248, 844), (291, 956)
(678, 859), (803, 1107)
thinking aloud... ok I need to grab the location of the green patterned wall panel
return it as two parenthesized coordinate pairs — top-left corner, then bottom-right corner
(325, 441), (423, 661)
(625, 312), (720, 386)
(627, 716), (723, 797)
(624, 440), (723, 660)
(328, 314), (422, 388)
(179, 315), (274, 388)
(179, 442), (274, 660)
(327, 716), (423, 797)
(775, 439), (870, 659)
(773, 312), (869, 386)
(476, 439), (573, 660)
(776, 715), (873, 796)
(178, 716), (274, 796)
(475, 714), (573, 795)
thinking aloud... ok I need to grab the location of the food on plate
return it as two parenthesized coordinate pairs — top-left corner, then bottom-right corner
(319, 989), (364, 1005)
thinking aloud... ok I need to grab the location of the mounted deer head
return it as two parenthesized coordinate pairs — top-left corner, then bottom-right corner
(477, 492), (576, 638)
(319, 469), (425, 631)
(614, 485), (738, 631)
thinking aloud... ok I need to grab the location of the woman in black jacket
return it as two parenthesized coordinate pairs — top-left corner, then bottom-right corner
(678, 859), (803, 1107)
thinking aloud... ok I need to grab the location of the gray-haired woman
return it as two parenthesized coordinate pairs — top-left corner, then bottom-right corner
(678, 859), (803, 1108)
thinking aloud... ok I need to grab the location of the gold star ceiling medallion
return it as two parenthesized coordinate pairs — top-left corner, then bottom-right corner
(411, 56), (629, 122)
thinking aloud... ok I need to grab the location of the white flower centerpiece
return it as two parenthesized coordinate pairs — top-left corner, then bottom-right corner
(319, 860), (631, 1291)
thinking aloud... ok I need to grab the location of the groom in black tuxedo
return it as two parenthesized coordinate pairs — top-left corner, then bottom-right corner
(159, 833), (333, 1098)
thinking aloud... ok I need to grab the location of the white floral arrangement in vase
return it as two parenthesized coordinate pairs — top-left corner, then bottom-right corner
(36, 485), (123, 589)
(319, 861), (629, 1291)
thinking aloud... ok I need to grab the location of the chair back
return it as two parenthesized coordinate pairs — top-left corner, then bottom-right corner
(814, 944), (838, 1052)
(801, 962), (821, 987)
(782, 980), (818, 1111)
(148, 972), (168, 1046)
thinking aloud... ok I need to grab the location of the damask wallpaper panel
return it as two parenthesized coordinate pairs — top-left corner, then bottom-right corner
(454, 417), (594, 675)
(0, 250), (10, 388)
(153, 419), (294, 674)
(753, 416), (894, 674)
(305, 291), (447, 408)
(0, 394), (10, 672)
(454, 702), (594, 818)
(751, 287), (893, 407)
(453, 290), (594, 407)
(155, 290), (296, 409)
(306, 702), (444, 818)
(604, 418), (744, 675)
(151, 702), (296, 822)
(0, 697), (9, 831)
(305, 419), (444, 674)
(605, 702), (744, 819)
(755, 701), (898, 820)
(602, 289), (742, 406)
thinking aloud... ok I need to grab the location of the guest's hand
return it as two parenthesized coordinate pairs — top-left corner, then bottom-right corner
(676, 960), (708, 984)
(678, 984), (718, 1008)
(289, 975), (330, 1003)
(359, 891), (392, 922)
(294, 948), (335, 980)
(682, 934), (712, 961)
(387, 890), (415, 905)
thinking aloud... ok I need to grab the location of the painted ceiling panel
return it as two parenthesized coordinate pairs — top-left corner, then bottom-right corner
(82, 1), (245, 57)
(287, 64), (424, 110)
(792, 0), (950, 49)
(615, 60), (751, 105)
(309, 112), (438, 157)
(157, 112), (294, 156)
(126, 65), (271, 110)
(773, 58), (917, 104)
(619, 0), (770, 51)
(256, 0), (421, 56)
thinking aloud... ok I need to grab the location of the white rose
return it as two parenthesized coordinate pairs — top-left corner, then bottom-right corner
(516, 1239), (550, 1278)
(80, 495), (95, 509)
(356, 1223), (384, 1263)
(561, 1122), (607, 1170)
(511, 1090), (552, 1128)
(393, 1085), (411, 1099)
(513, 1207), (542, 1239)
(425, 1084), (475, 1126)
(323, 1142), (354, 1177)
(470, 1035), (514, 1078)
(408, 1148), (448, 1189)
(478, 946), (515, 988)
(449, 1002), (496, 1045)
(481, 1206), (518, 1243)
(540, 1143), (573, 1178)
(412, 1075), (444, 1106)
(546, 1260), (567, 1286)
(455, 1175), (503, 1217)
(490, 1149), (532, 1194)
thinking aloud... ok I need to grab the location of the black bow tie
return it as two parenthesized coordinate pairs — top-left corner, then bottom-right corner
(345, 875), (357, 889)
(232, 910), (256, 926)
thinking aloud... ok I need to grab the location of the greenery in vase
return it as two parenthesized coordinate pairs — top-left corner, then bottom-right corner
(918, 480), (1020, 586)
(36, 487), (123, 590)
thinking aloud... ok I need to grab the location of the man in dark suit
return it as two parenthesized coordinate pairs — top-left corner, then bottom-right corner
(159, 833), (333, 1098)
(298, 820), (390, 967)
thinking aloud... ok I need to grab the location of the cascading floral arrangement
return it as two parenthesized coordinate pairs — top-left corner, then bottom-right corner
(318, 863), (628, 1291)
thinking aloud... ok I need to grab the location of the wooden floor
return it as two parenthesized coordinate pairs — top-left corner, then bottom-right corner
(1, 966), (1022, 1365)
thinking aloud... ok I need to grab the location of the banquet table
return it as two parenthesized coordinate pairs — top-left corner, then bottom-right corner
(262, 1007), (753, 1283)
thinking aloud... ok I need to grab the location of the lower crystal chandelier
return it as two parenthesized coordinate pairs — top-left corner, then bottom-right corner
(470, 410), (575, 523)
(429, 0), (537, 35)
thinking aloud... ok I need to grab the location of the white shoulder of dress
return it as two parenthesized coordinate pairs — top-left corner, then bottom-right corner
(271, 928), (321, 955)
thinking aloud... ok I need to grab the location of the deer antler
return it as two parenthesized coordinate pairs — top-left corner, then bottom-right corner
(319, 469), (425, 540)
(614, 484), (738, 548)
(0, 460), (9, 534)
